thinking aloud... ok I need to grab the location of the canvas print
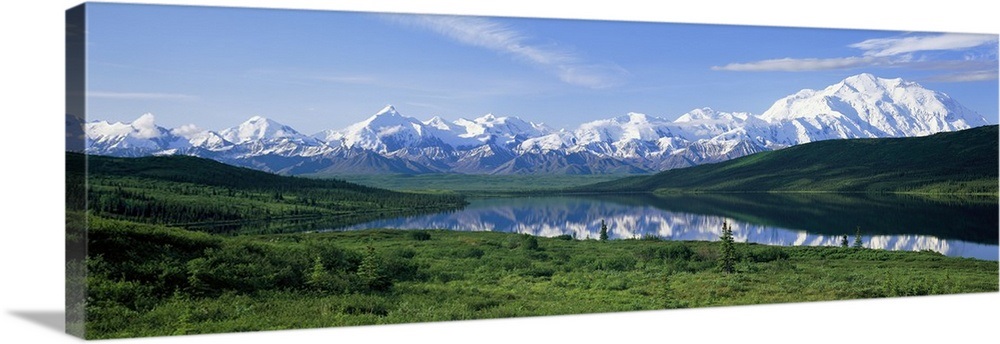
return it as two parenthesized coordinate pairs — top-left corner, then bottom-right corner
(65, 2), (999, 340)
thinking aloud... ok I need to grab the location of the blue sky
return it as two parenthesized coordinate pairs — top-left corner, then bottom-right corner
(86, 3), (999, 132)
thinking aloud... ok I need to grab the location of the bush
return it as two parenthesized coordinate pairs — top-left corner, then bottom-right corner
(341, 295), (390, 316)
(635, 243), (693, 262)
(743, 246), (789, 263)
(462, 247), (485, 259)
(409, 231), (431, 241)
(595, 256), (637, 271)
(523, 264), (556, 278)
(553, 234), (574, 241)
(522, 235), (540, 251)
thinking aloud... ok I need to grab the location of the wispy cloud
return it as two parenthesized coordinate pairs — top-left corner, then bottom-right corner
(170, 123), (204, 137)
(850, 33), (998, 57)
(712, 56), (887, 72)
(385, 14), (628, 89)
(923, 70), (999, 82)
(712, 33), (998, 81)
(88, 91), (197, 100)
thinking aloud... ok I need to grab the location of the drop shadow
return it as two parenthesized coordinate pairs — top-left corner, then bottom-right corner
(9, 310), (65, 334)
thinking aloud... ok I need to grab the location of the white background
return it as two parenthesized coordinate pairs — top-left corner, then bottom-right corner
(1, 1), (997, 343)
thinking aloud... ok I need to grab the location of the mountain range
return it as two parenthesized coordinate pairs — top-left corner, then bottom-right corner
(77, 73), (990, 175)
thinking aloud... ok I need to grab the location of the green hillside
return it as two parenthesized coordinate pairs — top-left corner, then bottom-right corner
(583, 125), (999, 194)
(67, 152), (467, 234)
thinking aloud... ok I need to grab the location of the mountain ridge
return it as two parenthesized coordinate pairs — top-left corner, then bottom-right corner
(81, 74), (991, 175)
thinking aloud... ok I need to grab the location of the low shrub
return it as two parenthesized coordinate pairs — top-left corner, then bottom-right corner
(409, 231), (432, 241)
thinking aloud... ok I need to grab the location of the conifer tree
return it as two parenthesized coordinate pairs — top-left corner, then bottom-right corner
(599, 219), (609, 241)
(719, 221), (736, 274)
(358, 245), (391, 292)
(306, 256), (330, 291)
(853, 226), (863, 249)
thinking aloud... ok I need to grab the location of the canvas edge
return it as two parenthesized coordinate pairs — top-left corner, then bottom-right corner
(65, 2), (87, 339)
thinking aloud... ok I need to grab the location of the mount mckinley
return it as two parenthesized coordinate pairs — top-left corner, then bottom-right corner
(79, 74), (990, 175)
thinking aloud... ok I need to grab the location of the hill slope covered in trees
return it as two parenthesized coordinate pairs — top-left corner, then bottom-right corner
(581, 125), (998, 194)
(67, 152), (467, 233)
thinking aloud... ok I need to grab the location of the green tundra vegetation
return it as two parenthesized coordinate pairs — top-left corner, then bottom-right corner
(77, 212), (997, 339)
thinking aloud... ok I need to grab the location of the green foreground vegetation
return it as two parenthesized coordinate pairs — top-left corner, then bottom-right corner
(77, 212), (997, 339)
(583, 125), (999, 194)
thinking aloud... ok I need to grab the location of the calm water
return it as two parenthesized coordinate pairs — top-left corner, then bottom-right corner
(332, 193), (999, 261)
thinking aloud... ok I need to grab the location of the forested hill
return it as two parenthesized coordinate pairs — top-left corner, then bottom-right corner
(67, 152), (467, 233)
(580, 125), (999, 194)
(74, 152), (374, 190)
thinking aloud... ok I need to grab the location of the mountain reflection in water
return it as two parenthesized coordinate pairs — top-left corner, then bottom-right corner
(331, 193), (998, 261)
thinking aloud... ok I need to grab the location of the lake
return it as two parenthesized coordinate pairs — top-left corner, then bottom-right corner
(332, 193), (999, 261)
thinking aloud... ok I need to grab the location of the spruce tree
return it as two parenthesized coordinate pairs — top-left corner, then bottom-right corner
(599, 219), (609, 241)
(358, 245), (391, 292)
(853, 226), (863, 249)
(719, 221), (736, 274)
(840, 235), (849, 247)
(306, 256), (330, 291)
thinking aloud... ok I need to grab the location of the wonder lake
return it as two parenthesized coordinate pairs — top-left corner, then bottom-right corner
(331, 193), (999, 261)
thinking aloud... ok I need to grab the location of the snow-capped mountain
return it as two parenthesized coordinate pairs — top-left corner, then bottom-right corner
(757, 73), (988, 145)
(80, 74), (991, 175)
(85, 113), (190, 156)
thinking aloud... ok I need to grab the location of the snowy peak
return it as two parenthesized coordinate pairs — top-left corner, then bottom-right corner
(476, 113), (497, 123)
(760, 73), (988, 141)
(86, 113), (171, 141)
(376, 104), (399, 116)
(424, 116), (451, 130)
(84, 113), (191, 155)
(336, 106), (439, 152)
(840, 72), (884, 88)
(675, 108), (721, 122)
(455, 113), (550, 142)
(614, 112), (655, 124)
(87, 113), (169, 140)
(220, 116), (304, 143)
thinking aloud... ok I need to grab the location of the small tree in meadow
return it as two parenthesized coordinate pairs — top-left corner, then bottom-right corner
(853, 226), (863, 249)
(599, 220), (609, 241)
(358, 245), (391, 292)
(719, 221), (736, 274)
(840, 235), (849, 247)
(306, 256), (329, 291)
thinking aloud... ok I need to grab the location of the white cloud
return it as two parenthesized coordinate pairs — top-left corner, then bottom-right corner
(850, 33), (998, 57)
(711, 56), (886, 72)
(386, 14), (628, 89)
(170, 123), (204, 138)
(924, 70), (999, 82)
(88, 91), (196, 100)
(131, 113), (161, 139)
(713, 33), (998, 73)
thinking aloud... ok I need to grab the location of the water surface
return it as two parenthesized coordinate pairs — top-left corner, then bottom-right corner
(332, 193), (998, 260)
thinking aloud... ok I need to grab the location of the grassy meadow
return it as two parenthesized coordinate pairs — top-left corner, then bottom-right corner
(79, 212), (998, 339)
